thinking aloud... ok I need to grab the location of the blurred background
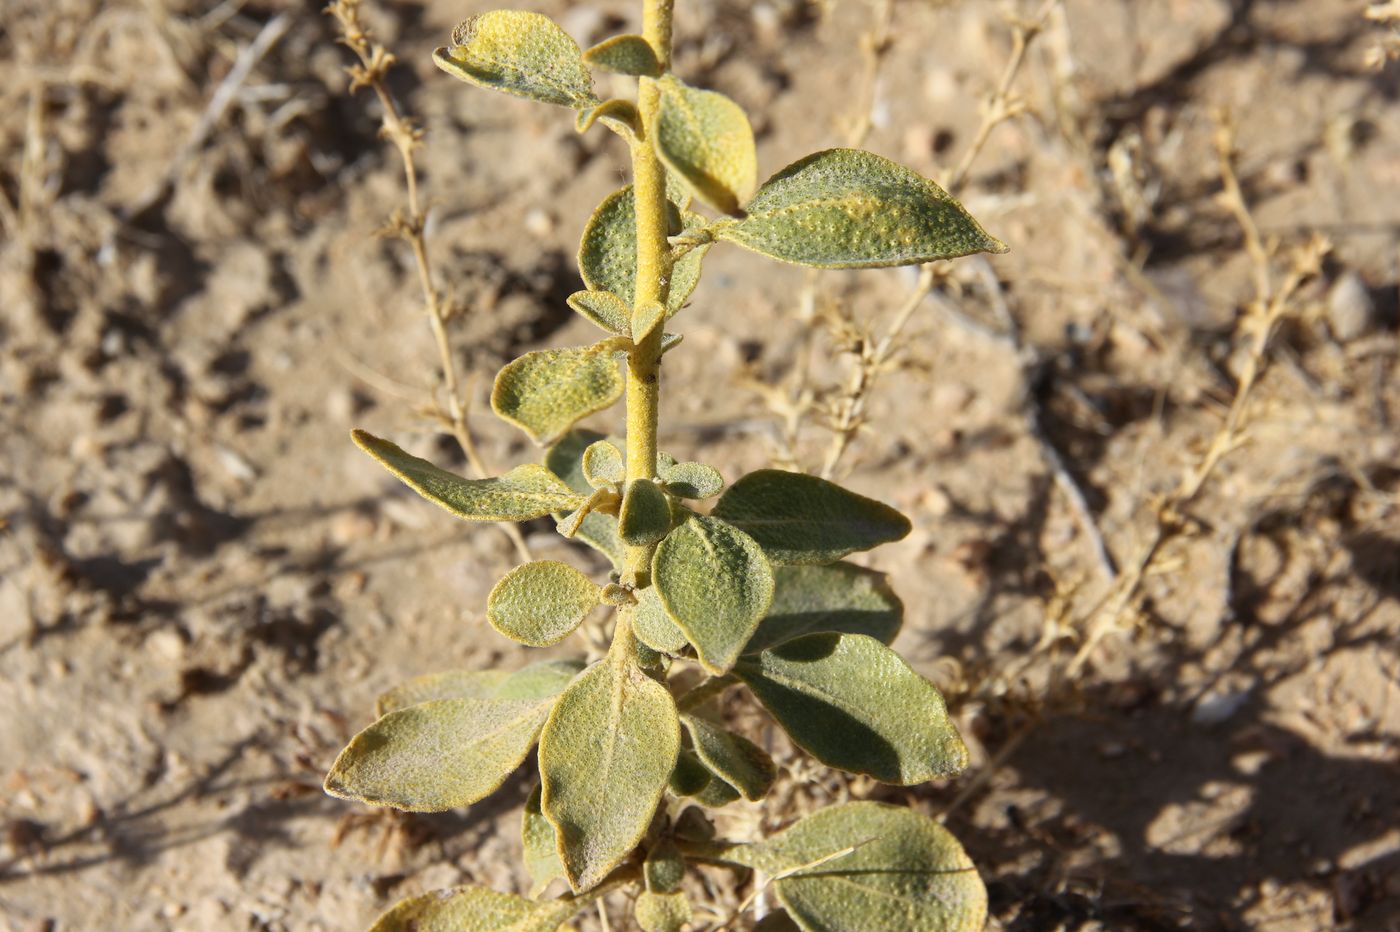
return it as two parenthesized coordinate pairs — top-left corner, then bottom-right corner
(2, 0), (1398, 929)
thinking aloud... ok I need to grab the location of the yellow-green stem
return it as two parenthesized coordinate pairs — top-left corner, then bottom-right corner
(624, 0), (676, 585)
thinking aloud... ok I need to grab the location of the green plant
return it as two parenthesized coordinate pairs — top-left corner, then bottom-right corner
(325, 2), (1007, 928)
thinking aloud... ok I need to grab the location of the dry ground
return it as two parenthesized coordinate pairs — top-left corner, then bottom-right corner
(2, 0), (1398, 929)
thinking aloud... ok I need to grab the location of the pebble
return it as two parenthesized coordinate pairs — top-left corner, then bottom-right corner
(1327, 271), (1374, 342)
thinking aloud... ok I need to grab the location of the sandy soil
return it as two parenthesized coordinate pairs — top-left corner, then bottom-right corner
(2, 0), (1398, 929)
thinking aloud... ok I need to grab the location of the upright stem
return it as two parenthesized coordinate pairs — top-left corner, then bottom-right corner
(623, 0), (676, 584)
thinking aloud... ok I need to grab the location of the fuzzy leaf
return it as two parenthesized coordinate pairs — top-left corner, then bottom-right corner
(669, 750), (741, 807)
(745, 563), (902, 654)
(630, 585), (689, 653)
(631, 300), (666, 343)
(539, 659), (681, 891)
(567, 290), (631, 335)
(682, 714), (776, 801)
(578, 185), (710, 311)
(488, 561), (601, 647)
(522, 784), (565, 896)
(635, 892), (692, 932)
(713, 148), (1007, 268)
(432, 10), (596, 109)
(729, 801), (986, 932)
(368, 884), (576, 932)
(712, 469), (910, 565)
(660, 461), (724, 499)
(652, 515), (774, 674)
(651, 74), (757, 215)
(619, 479), (673, 546)
(353, 429), (583, 521)
(583, 33), (661, 77)
(376, 658), (584, 716)
(735, 633), (966, 784)
(644, 838), (686, 893)
(546, 431), (629, 569)
(576, 98), (641, 135)
(582, 440), (625, 488)
(325, 697), (551, 811)
(492, 343), (625, 445)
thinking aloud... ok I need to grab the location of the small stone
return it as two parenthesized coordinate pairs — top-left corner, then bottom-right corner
(523, 208), (554, 238)
(1327, 272), (1374, 341)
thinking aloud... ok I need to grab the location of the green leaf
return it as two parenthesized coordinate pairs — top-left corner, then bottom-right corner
(576, 98), (641, 135)
(659, 460), (724, 499)
(652, 515), (774, 674)
(583, 33), (661, 77)
(746, 563), (902, 654)
(353, 429), (584, 521)
(578, 185), (711, 311)
(581, 440), (625, 488)
(631, 300), (665, 343)
(488, 561), (601, 647)
(682, 714), (776, 801)
(492, 343), (625, 445)
(567, 290), (631, 335)
(713, 148), (1007, 269)
(556, 487), (620, 538)
(546, 431), (629, 569)
(651, 74), (757, 215)
(730, 801), (986, 932)
(669, 749), (741, 807)
(635, 892), (692, 932)
(325, 697), (551, 811)
(369, 884), (577, 932)
(711, 469), (911, 565)
(376, 658), (584, 716)
(735, 633), (967, 784)
(629, 585), (689, 653)
(619, 479), (673, 546)
(432, 10), (596, 109)
(539, 659), (681, 891)
(522, 784), (565, 896)
(644, 838), (686, 893)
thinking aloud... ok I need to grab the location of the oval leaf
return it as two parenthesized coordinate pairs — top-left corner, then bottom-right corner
(369, 883), (576, 932)
(660, 460), (724, 499)
(488, 561), (601, 647)
(731, 801), (986, 932)
(652, 515), (775, 674)
(539, 659), (681, 891)
(579, 185), (710, 311)
(546, 430), (629, 569)
(353, 429), (584, 521)
(630, 585), (689, 653)
(522, 784), (565, 896)
(619, 478), (673, 546)
(711, 469), (911, 565)
(584, 33), (661, 77)
(631, 300), (666, 344)
(581, 439), (625, 488)
(432, 10), (596, 108)
(735, 633), (966, 784)
(745, 563), (903, 655)
(567, 289), (631, 335)
(652, 74), (757, 215)
(636, 891), (692, 932)
(576, 97), (642, 136)
(492, 343), (625, 445)
(713, 148), (1007, 268)
(669, 750), (742, 807)
(376, 658), (584, 716)
(682, 714), (776, 801)
(325, 697), (551, 811)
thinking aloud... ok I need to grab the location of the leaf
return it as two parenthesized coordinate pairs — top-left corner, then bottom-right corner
(682, 714), (776, 801)
(522, 784), (565, 896)
(567, 290), (631, 335)
(652, 515), (774, 674)
(546, 431), (629, 569)
(576, 98), (641, 135)
(669, 750), (741, 807)
(729, 801), (986, 932)
(630, 585), (688, 653)
(651, 74), (757, 215)
(488, 561), (601, 647)
(631, 300), (665, 343)
(539, 659), (681, 891)
(734, 633), (966, 784)
(644, 838), (686, 893)
(635, 892), (692, 932)
(745, 563), (902, 655)
(619, 479), (673, 546)
(583, 34), (661, 77)
(376, 658), (584, 716)
(432, 10), (596, 109)
(369, 884), (577, 932)
(353, 429), (584, 521)
(712, 148), (1008, 269)
(578, 185), (711, 311)
(711, 469), (910, 565)
(492, 343), (625, 445)
(581, 440), (625, 488)
(325, 697), (551, 811)
(659, 460), (724, 499)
